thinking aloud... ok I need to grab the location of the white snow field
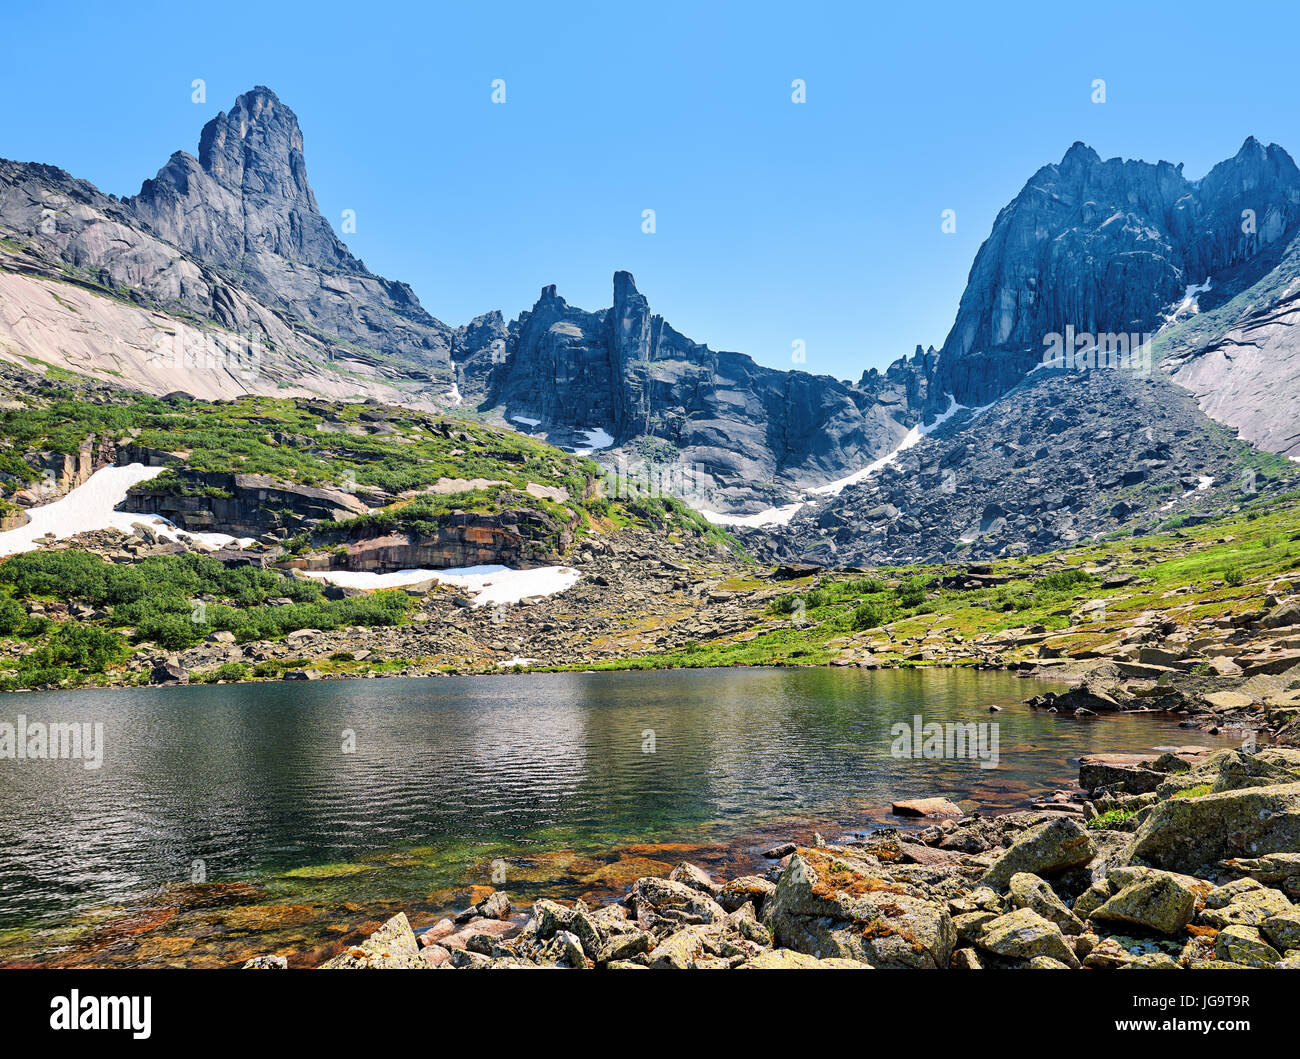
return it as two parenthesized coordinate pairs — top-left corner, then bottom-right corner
(703, 396), (968, 528)
(573, 427), (614, 455)
(299, 563), (581, 606)
(0, 463), (253, 557)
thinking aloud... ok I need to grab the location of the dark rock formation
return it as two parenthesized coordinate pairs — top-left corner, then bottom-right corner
(937, 138), (1300, 408)
(455, 272), (946, 510)
(129, 87), (454, 376)
(291, 505), (577, 572)
(124, 471), (369, 538)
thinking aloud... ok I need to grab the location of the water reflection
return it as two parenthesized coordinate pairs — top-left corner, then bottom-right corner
(0, 667), (1238, 932)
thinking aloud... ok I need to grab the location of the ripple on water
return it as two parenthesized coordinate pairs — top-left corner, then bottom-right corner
(0, 667), (1241, 965)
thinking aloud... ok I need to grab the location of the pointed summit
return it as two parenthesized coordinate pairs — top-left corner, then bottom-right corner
(127, 87), (453, 372)
(195, 86), (315, 207)
(132, 86), (351, 273)
(1059, 141), (1101, 169)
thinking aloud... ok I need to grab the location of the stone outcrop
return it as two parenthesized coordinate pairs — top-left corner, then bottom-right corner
(296, 506), (578, 572)
(124, 471), (368, 537)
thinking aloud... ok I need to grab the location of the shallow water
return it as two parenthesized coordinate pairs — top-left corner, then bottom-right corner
(0, 667), (1238, 966)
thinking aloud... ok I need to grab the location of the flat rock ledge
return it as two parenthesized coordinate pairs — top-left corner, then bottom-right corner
(242, 747), (1300, 970)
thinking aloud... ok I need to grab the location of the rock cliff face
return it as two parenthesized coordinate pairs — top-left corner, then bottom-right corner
(128, 87), (454, 376)
(124, 472), (369, 538)
(297, 506), (578, 572)
(455, 272), (945, 510)
(938, 138), (1300, 407)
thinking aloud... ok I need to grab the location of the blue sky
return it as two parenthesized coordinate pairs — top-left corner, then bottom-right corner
(3, 0), (1298, 380)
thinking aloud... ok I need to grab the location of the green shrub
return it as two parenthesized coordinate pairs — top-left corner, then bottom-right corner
(850, 601), (894, 631)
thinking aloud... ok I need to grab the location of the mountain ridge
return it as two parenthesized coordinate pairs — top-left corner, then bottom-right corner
(4, 86), (1300, 541)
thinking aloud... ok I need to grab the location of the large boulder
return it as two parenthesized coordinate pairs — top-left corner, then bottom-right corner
(628, 876), (726, 925)
(1008, 873), (1083, 934)
(319, 912), (427, 968)
(1090, 872), (1200, 934)
(1125, 782), (1300, 874)
(976, 908), (1081, 968)
(767, 849), (955, 969)
(981, 816), (1096, 891)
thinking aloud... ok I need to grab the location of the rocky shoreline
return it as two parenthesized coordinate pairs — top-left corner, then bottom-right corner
(241, 738), (1300, 970)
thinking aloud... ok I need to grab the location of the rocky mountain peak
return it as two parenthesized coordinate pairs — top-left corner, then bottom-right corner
(121, 87), (454, 374)
(195, 86), (314, 205)
(132, 86), (351, 273)
(1058, 140), (1101, 170)
(936, 138), (1300, 407)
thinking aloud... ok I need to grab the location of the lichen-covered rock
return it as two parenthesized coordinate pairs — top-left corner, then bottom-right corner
(629, 876), (726, 924)
(1199, 886), (1293, 929)
(531, 899), (602, 956)
(645, 925), (744, 969)
(1214, 925), (1282, 967)
(767, 849), (955, 969)
(242, 955), (287, 969)
(320, 912), (428, 968)
(669, 861), (720, 895)
(1125, 782), (1300, 873)
(1072, 879), (1114, 920)
(716, 875), (776, 913)
(740, 949), (868, 969)
(1008, 873), (1083, 934)
(982, 816), (1096, 891)
(1091, 873), (1199, 935)
(952, 910), (999, 944)
(1261, 910), (1300, 951)
(1222, 852), (1300, 887)
(977, 908), (1081, 968)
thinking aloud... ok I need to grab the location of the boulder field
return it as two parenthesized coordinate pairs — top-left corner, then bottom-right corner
(244, 744), (1300, 970)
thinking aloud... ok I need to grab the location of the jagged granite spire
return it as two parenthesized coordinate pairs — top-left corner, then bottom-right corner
(937, 138), (1300, 405)
(129, 87), (453, 372)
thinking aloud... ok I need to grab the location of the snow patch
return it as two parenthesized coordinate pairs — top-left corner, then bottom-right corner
(573, 427), (614, 455)
(445, 382), (463, 407)
(0, 463), (253, 557)
(497, 655), (539, 668)
(700, 396), (973, 528)
(300, 563), (581, 607)
(511, 415), (541, 428)
(809, 395), (966, 498)
(700, 502), (805, 528)
(1162, 278), (1212, 325)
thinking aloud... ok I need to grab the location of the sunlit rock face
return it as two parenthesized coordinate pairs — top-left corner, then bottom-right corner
(938, 138), (1300, 407)
(129, 86), (455, 377)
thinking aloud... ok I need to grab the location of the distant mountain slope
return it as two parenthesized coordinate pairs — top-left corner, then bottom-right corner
(1155, 223), (1300, 458)
(453, 271), (946, 510)
(747, 368), (1297, 567)
(4, 87), (1300, 536)
(934, 137), (1300, 449)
